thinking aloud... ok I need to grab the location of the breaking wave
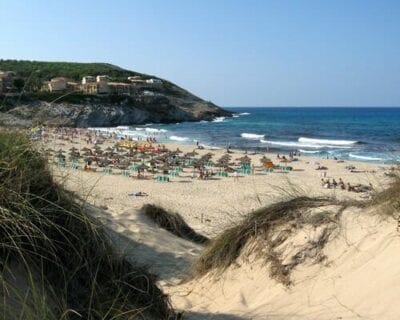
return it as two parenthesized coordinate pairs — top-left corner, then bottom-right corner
(298, 137), (358, 146)
(169, 135), (190, 142)
(241, 133), (265, 140)
(259, 139), (352, 149)
(349, 153), (383, 161)
(213, 117), (226, 122)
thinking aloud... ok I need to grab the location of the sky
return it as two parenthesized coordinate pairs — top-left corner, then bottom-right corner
(1, 0), (400, 107)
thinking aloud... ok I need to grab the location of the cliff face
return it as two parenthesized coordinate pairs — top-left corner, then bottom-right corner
(0, 95), (231, 127)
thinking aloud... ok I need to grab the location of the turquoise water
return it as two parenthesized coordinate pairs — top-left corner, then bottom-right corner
(94, 107), (400, 163)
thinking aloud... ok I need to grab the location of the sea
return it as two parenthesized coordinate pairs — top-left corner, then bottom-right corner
(91, 107), (400, 164)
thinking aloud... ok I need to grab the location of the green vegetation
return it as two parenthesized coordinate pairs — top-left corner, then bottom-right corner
(0, 130), (176, 319)
(0, 59), (156, 91)
(191, 173), (400, 285)
(141, 204), (209, 245)
(190, 197), (359, 285)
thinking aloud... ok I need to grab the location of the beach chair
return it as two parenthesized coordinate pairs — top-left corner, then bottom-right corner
(185, 159), (194, 166)
(169, 170), (179, 177)
(216, 171), (228, 177)
(69, 160), (79, 170)
(122, 170), (130, 177)
(56, 159), (66, 168)
(156, 175), (169, 182)
(102, 167), (112, 175)
(128, 164), (139, 172)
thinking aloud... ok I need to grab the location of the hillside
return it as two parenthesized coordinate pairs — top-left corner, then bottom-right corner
(0, 59), (231, 127)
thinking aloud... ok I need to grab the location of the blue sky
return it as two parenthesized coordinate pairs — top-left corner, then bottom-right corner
(1, 0), (399, 107)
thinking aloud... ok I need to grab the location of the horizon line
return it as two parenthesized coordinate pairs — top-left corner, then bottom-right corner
(225, 105), (400, 108)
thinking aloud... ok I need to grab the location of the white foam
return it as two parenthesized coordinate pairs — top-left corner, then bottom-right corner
(116, 126), (130, 130)
(259, 139), (351, 149)
(232, 115), (240, 118)
(299, 149), (321, 154)
(213, 117), (225, 122)
(200, 144), (222, 150)
(144, 128), (167, 133)
(349, 153), (383, 161)
(241, 133), (265, 140)
(298, 137), (358, 146)
(239, 112), (250, 116)
(169, 135), (190, 142)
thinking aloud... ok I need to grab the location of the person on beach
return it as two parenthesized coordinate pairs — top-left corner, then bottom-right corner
(233, 171), (239, 182)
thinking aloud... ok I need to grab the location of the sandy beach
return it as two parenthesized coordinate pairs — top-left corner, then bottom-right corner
(46, 130), (391, 237)
(33, 128), (400, 319)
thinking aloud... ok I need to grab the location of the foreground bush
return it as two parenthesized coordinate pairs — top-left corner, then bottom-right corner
(0, 130), (176, 319)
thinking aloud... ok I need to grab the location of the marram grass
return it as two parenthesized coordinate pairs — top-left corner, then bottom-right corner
(0, 130), (176, 319)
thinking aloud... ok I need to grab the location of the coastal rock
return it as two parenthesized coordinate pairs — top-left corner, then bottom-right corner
(0, 95), (231, 127)
(0, 59), (232, 127)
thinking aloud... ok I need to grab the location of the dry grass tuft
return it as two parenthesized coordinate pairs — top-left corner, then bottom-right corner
(370, 173), (400, 216)
(190, 197), (352, 285)
(0, 130), (177, 319)
(141, 204), (209, 245)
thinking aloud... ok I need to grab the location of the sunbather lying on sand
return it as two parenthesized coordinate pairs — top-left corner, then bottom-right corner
(128, 192), (148, 197)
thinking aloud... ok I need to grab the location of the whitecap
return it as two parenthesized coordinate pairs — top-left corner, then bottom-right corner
(200, 144), (222, 150)
(299, 149), (321, 154)
(241, 133), (265, 140)
(349, 153), (383, 161)
(259, 139), (351, 149)
(239, 112), (250, 116)
(298, 137), (358, 146)
(170, 135), (190, 142)
(145, 128), (167, 133)
(213, 117), (226, 122)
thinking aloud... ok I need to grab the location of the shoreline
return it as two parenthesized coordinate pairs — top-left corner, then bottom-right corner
(41, 128), (395, 237)
(86, 122), (400, 165)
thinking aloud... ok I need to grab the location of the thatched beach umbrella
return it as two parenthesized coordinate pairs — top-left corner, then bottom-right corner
(238, 155), (251, 163)
(225, 166), (236, 173)
(137, 163), (149, 171)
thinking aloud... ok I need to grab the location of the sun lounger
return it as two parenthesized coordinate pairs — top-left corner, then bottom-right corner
(102, 167), (112, 175)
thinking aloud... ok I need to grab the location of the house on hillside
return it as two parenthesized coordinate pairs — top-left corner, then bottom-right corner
(48, 77), (67, 92)
(67, 81), (80, 92)
(128, 76), (146, 86)
(81, 75), (111, 94)
(82, 76), (96, 84)
(146, 78), (162, 85)
(96, 75), (110, 94)
(108, 82), (132, 95)
(0, 71), (15, 92)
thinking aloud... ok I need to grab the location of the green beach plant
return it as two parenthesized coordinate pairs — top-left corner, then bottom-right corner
(141, 204), (209, 245)
(0, 130), (176, 319)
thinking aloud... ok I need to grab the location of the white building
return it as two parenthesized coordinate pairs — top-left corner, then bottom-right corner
(82, 76), (96, 84)
(96, 75), (110, 94)
(48, 77), (67, 92)
(146, 78), (162, 84)
(96, 75), (110, 83)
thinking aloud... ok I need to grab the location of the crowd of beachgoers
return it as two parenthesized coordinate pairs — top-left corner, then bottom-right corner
(35, 127), (292, 179)
(30, 126), (394, 204)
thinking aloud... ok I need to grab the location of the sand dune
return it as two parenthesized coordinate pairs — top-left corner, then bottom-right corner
(170, 208), (400, 319)
(49, 134), (399, 319)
